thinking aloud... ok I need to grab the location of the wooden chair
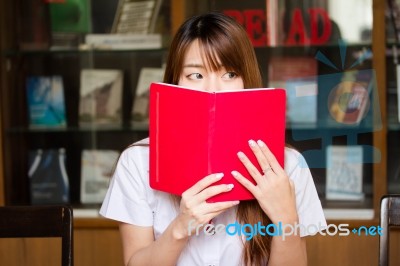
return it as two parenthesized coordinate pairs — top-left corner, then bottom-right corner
(0, 205), (73, 266)
(379, 195), (400, 266)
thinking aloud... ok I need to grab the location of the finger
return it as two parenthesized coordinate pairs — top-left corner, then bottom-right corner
(262, 166), (274, 176)
(248, 139), (270, 172)
(195, 183), (235, 204)
(184, 200), (238, 225)
(202, 208), (235, 225)
(257, 140), (286, 176)
(231, 170), (259, 197)
(183, 173), (224, 197)
(237, 151), (263, 184)
(203, 202), (240, 222)
(207, 200), (240, 214)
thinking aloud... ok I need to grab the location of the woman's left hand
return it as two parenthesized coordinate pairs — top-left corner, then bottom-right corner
(232, 139), (298, 225)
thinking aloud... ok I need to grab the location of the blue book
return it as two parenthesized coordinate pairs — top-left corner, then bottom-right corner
(26, 76), (67, 128)
(28, 148), (70, 204)
(285, 77), (318, 125)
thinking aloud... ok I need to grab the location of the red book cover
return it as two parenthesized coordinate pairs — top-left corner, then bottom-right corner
(149, 83), (286, 202)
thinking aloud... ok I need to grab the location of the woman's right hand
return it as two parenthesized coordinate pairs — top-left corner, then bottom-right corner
(172, 173), (239, 239)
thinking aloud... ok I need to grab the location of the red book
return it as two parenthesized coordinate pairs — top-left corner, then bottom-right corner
(149, 83), (286, 202)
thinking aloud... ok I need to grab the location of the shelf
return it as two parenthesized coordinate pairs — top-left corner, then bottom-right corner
(6, 123), (375, 133)
(6, 124), (149, 134)
(287, 122), (374, 131)
(2, 48), (168, 57)
(72, 207), (375, 226)
(74, 208), (101, 218)
(254, 43), (372, 52)
(323, 208), (374, 220)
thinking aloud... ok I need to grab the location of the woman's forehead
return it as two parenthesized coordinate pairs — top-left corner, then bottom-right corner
(183, 39), (224, 70)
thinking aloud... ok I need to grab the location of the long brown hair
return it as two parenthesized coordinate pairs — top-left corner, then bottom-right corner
(164, 12), (272, 265)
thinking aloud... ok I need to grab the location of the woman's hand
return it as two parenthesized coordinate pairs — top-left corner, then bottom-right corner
(232, 139), (298, 225)
(172, 173), (239, 239)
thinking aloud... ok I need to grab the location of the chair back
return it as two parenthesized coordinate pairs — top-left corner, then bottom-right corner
(0, 205), (73, 266)
(379, 195), (400, 266)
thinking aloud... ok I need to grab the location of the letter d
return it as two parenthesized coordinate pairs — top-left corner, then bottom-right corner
(226, 221), (240, 236)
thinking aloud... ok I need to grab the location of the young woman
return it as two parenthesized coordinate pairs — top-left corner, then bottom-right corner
(100, 12), (326, 266)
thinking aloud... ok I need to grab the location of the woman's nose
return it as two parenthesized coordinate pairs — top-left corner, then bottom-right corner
(205, 77), (222, 92)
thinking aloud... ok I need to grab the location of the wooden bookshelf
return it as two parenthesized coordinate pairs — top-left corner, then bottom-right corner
(372, 0), (387, 218)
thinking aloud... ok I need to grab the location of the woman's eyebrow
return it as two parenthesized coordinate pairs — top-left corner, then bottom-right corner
(183, 63), (225, 69)
(182, 63), (205, 68)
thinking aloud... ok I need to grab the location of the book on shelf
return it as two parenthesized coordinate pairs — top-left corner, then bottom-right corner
(111, 0), (163, 34)
(48, 0), (91, 48)
(386, 0), (400, 44)
(90, 0), (121, 33)
(149, 82), (286, 202)
(18, 0), (51, 50)
(26, 75), (67, 128)
(84, 33), (162, 50)
(49, 0), (91, 33)
(326, 145), (364, 201)
(79, 69), (123, 127)
(268, 56), (318, 125)
(82, 0), (164, 50)
(327, 71), (371, 125)
(80, 149), (120, 204)
(284, 78), (318, 124)
(131, 67), (164, 125)
(28, 148), (70, 204)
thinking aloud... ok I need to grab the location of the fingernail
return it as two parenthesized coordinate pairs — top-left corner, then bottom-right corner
(237, 151), (245, 159)
(227, 184), (234, 190)
(248, 139), (256, 147)
(257, 140), (265, 147)
(216, 173), (224, 179)
(231, 171), (239, 177)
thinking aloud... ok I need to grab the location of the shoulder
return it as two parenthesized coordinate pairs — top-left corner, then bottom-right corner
(283, 146), (315, 192)
(130, 137), (149, 146)
(114, 138), (150, 187)
(284, 146), (309, 175)
(120, 138), (150, 163)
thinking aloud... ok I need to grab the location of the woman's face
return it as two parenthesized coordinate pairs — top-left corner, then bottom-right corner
(178, 39), (244, 92)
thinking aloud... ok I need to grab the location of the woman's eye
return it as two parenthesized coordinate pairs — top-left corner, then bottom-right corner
(222, 72), (238, 79)
(187, 73), (203, 80)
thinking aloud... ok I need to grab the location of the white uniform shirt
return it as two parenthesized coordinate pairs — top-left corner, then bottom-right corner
(100, 138), (327, 266)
